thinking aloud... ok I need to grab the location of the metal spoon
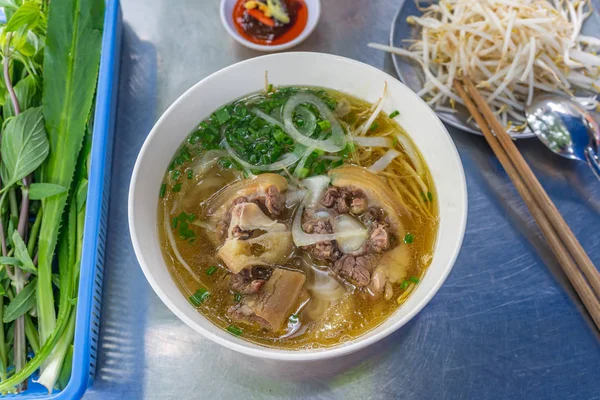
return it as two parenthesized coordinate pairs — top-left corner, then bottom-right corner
(526, 95), (600, 179)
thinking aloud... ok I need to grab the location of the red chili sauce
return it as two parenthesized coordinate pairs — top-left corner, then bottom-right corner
(233, 0), (308, 46)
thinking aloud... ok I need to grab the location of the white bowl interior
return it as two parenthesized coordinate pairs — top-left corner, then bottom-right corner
(219, 0), (321, 52)
(129, 52), (467, 361)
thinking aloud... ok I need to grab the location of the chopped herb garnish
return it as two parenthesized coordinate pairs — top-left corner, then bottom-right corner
(404, 233), (415, 244)
(172, 183), (182, 193)
(159, 183), (167, 198)
(234, 292), (241, 303)
(370, 121), (379, 131)
(267, 83), (273, 92)
(214, 108), (231, 124)
(427, 191), (433, 202)
(187, 169), (194, 179)
(289, 314), (299, 323)
(297, 167), (310, 179)
(171, 217), (178, 229)
(317, 120), (331, 131)
(189, 288), (210, 306)
(389, 110), (400, 118)
(188, 213), (196, 222)
(409, 276), (420, 284)
(227, 325), (243, 336)
(420, 192), (428, 202)
(400, 280), (410, 290)
(171, 170), (181, 181)
(206, 266), (218, 276)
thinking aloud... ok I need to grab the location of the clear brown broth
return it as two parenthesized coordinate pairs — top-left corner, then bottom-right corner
(158, 87), (439, 349)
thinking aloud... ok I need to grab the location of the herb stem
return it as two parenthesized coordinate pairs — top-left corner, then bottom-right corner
(27, 207), (43, 256)
(3, 33), (20, 116)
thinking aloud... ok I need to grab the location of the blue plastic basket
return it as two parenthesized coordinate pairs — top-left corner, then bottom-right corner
(4, 0), (122, 398)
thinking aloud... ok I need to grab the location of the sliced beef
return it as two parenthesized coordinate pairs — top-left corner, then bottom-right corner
(229, 266), (273, 295)
(321, 187), (367, 215)
(369, 222), (390, 253)
(227, 268), (306, 331)
(301, 211), (341, 261)
(258, 185), (286, 217)
(332, 254), (380, 287)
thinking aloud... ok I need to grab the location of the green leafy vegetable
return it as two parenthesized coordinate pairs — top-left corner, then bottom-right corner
(36, 0), (104, 353)
(0, 256), (21, 266)
(3, 279), (37, 323)
(4, 2), (41, 33)
(28, 182), (67, 200)
(0, 107), (49, 192)
(11, 231), (36, 275)
(3, 75), (40, 119)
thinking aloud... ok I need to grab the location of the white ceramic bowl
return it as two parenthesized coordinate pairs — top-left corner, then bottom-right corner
(220, 0), (321, 52)
(129, 52), (468, 361)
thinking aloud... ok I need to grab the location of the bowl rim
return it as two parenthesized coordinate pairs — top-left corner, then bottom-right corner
(128, 52), (468, 361)
(219, 0), (322, 52)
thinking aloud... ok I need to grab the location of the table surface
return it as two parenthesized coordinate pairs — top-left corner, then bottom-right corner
(85, 1), (600, 399)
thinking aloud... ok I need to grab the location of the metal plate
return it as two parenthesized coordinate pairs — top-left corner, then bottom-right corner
(390, 0), (600, 138)
(85, 0), (600, 399)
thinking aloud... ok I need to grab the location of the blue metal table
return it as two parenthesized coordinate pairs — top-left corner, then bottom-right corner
(85, 1), (600, 399)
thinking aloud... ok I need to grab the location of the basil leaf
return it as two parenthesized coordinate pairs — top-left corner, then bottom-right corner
(0, 256), (22, 266)
(5, 1), (41, 33)
(12, 231), (36, 275)
(0, 107), (49, 192)
(29, 182), (67, 200)
(3, 75), (41, 119)
(3, 278), (37, 323)
(0, 0), (20, 10)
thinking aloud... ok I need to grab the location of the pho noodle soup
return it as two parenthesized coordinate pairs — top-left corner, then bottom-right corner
(158, 86), (438, 349)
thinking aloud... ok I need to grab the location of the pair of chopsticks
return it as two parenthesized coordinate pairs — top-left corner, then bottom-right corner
(454, 77), (600, 332)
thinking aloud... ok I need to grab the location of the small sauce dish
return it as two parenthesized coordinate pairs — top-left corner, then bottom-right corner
(220, 0), (321, 52)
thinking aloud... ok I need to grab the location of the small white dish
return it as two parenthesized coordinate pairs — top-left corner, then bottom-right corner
(129, 52), (468, 361)
(220, 0), (321, 52)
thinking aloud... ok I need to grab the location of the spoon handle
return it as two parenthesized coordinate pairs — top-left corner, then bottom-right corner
(585, 146), (600, 180)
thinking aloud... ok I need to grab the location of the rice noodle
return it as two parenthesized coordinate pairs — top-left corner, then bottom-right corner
(350, 135), (393, 148)
(368, 0), (599, 132)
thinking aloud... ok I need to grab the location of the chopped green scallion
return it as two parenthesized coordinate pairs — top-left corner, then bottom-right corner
(370, 122), (379, 131)
(389, 110), (400, 118)
(172, 183), (182, 193)
(187, 169), (194, 179)
(159, 183), (167, 198)
(409, 276), (420, 284)
(227, 325), (243, 336)
(234, 292), (241, 303)
(206, 266), (218, 276)
(317, 120), (331, 131)
(400, 280), (410, 290)
(404, 233), (415, 244)
(189, 288), (210, 306)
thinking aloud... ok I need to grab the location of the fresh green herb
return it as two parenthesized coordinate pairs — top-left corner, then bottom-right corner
(172, 183), (182, 193)
(409, 276), (420, 284)
(187, 213), (196, 222)
(317, 120), (331, 131)
(171, 217), (178, 229)
(206, 266), (218, 276)
(370, 122), (379, 131)
(214, 107), (231, 124)
(420, 192), (428, 202)
(171, 170), (181, 181)
(226, 325), (243, 336)
(404, 233), (415, 244)
(28, 183), (68, 200)
(389, 110), (400, 118)
(159, 183), (167, 198)
(297, 167), (310, 179)
(427, 191), (433, 202)
(189, 288), (210, 307)
(267, 83), (273, 92)
(289, 314), (299, 323)
(3, 279), (37, 323)
(400, 280), (410, 290)
(187, 169), (194, 179)
(234, 292), (241, 303)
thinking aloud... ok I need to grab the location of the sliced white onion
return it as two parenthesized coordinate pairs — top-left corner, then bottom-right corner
(191, 150), (227, 176)
(301, 175), (330, 208)
(282, 93), (346, 152)
(309, 267), (346, 302)
(222, 137), (302, 172)
(286, 187), (307, 208)
(368, 149), (401, 173)
(333, 215), (368, 253)
(350, 135), (393, 148)
(292, 204), (366, 247)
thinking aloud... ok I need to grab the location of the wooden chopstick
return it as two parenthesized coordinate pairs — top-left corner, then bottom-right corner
(453, 78), (600, 331)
